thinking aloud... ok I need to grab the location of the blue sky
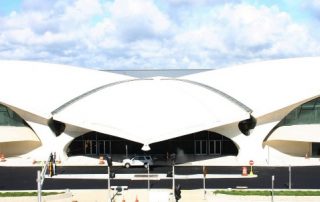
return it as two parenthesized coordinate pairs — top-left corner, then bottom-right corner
(0, 0), (21, 14)
(0, 0), (320, 69)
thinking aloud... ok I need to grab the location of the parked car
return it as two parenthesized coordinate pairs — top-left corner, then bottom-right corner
(122, 155), (153, 168)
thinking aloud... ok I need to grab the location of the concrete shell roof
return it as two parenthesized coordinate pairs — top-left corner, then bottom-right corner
(3, 57), (319, 145)
(53, 78), (250, 144)
(0, 127), (39, 142)
(268, 125), (320, 143)
(183, 57), (320, 117)
(0, 60), (133, 119)
(0, 60), (250, 145)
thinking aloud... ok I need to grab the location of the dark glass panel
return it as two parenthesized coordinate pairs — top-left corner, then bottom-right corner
(0, 104), (26, 126)
(280, 97), (320, 126)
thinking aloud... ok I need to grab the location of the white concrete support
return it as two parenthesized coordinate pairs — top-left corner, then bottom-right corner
(24, 122), (57, 160)
(55, 125), (90, 162)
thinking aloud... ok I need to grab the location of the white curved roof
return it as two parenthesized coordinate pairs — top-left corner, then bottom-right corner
(2, 57), (319, 145)
(0, 126), (39, 142)
(183, 57), (320, 117)
(268, 125), (320, 143)
(0, 60), (133, 118)
(53, 78), (249, 144)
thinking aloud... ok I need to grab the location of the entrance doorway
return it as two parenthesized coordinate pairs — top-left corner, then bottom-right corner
(84, 140), (97, 155)
(84, 140), (111, 155)
(195, 140), (207, 155)
(209, 140), (221, 155)
(98, 140), (110, 155)
(195, 140), (222, 155)
(68, 132), (143, 157)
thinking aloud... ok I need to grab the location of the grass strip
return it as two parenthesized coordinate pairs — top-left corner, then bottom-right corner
(0, 192), (62, 197)
(214, 190), (320, 196)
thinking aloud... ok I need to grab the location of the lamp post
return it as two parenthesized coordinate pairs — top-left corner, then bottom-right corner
(203, 166), (207, 199)
(271, 175), (275, 202)
(288, 165), (291, 189)
(147, 163), (150, 191)
(170, 153), (176, 199)
(106, 155), (113, 202)
(37, 170), (42, 202)
(141, 144), (151, 201)
(108, 166), (111, 202)
(172, 163), (175, 197)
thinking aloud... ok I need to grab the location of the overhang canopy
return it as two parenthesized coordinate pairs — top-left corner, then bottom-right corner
(0, 126), (39, 143)
(53, 78), (250, 145)
(0, 60), (133, 119)
(267, 125), (320, 143)
(183, 57), (320, 117)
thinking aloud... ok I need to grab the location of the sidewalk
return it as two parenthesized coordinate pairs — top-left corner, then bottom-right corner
(2, 155), (320, 167)
(48, 173), (257, 180)
(2, 189), (320, 202)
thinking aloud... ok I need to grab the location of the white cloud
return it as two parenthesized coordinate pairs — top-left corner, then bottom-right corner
(110, 0), (172, 42)
(62, 0), (102, 25)
(171, 3), (320, 68)
(306, 0), (320, 13)
(166, 0), (239, 6)
(0, 0), (319, 69)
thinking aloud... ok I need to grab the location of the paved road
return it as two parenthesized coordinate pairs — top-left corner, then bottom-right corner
(1, 166), (320, 190)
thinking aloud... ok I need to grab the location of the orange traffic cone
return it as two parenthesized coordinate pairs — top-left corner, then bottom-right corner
(122, 196), (125, 202)
(99, 156), (105, 164)
(135, 195), (139, 202)
(0, 153), (6, 162)
(242, 166), (247, 176)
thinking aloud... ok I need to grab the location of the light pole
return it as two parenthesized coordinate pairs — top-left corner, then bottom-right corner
(106, 155), (113, 202)
(271, 175), (275, 202)
(288, 165), (291, 189)
(170, 153), (176, 199)
(141, 144), (151, 201)
(147, 163), (150, 191)
(172, 163), (175, 196)
(37, 170), (42, 202)
(108, 165), (111, 202)
(203, 166), (207, 200)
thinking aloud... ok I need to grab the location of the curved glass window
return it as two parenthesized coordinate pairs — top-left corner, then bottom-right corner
(279, 97), (320, 126)
(0, 104), (27, 126)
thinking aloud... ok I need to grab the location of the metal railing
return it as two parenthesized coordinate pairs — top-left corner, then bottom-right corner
(37, 155), (51, 202)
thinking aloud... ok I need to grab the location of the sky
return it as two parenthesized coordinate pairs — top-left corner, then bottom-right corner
(0, 0), (320, 70)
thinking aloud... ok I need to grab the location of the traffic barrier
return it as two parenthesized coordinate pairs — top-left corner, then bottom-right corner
(0, 153), (6, 162)
(242, 166), (247, 176)
(99, 156), (105, 164)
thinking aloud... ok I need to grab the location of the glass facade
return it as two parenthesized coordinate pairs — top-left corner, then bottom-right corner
(279, 97), (320, 126)
(0, 104), (27, 126)
(151, 131), (237, 155)
(68, 132), (142, 156)
(68, 131), (238, 157)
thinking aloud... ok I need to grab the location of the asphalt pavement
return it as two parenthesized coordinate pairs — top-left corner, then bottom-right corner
(1, 165), (320, 190)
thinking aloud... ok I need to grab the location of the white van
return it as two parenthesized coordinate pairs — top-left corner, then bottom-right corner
(122, 155), (153, 168)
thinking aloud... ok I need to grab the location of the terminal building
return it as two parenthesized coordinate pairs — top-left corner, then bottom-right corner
(0, 57), (320, 166)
